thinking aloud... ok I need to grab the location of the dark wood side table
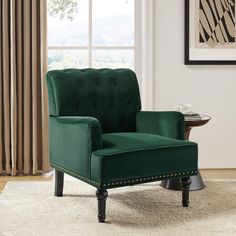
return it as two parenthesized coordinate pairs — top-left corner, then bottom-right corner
(160, 115), (211, 191)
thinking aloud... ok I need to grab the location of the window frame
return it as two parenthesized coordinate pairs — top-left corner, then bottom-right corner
(48, 0), (136, 68)
(47, 0), (156, 110)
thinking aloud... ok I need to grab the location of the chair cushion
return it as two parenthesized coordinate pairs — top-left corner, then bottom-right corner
(91, 133), (198, 188)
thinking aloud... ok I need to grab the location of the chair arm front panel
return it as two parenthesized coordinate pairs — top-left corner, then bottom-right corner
(136, 111), (185, 140)
(49, 116), (102, 178)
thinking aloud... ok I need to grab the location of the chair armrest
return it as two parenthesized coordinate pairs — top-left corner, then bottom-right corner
(136, 111), (185, 140)
(49, 116), (102, 178)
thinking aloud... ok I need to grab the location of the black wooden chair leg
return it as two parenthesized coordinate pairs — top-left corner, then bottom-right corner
(96, 189), (108, 223)
(54, 169), (64, 197)
(181, 177), (192, 207)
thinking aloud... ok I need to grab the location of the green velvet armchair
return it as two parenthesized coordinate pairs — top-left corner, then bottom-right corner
(46, 68), (198, 223)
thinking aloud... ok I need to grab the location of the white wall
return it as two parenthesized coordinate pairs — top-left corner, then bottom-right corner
(154, 0), (236, 168)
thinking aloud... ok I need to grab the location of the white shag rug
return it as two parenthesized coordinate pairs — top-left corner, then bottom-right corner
(0, 180), (236, 236)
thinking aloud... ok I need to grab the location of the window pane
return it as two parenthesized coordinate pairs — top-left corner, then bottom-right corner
(48, 50), (88, 70)
(92, 50), (134, 69)
(93, 0), (134, 46)
(48, 0), (88, 46)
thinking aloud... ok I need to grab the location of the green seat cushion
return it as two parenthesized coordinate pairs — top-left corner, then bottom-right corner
(91, 133), (198, 188)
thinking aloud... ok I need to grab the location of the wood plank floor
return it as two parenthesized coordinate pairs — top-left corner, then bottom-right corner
(0, 169), (236, 192)
(201, 169), (236, 179)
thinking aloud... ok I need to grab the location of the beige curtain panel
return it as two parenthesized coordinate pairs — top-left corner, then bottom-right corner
(0, 0), (50, 175)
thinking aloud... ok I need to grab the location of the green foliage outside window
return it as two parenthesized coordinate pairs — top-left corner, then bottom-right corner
(48, 0), (78, 21)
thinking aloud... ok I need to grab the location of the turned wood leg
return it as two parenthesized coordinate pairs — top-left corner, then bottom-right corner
(181, 177), (192, 207)
(54, 169), (64, 197)
(96, 189), (108, 223)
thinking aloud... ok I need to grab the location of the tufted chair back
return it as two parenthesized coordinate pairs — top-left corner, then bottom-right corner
(46, 68), (141, 133)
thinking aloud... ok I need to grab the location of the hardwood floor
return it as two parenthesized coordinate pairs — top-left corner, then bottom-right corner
(0, 169), (236, 192)
(201, 169), (236, 179)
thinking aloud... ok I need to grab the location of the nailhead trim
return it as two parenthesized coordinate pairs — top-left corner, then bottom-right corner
(50, 162), (198, 189)
(50, 162), (101, 187)
(101, 170), (198, 188)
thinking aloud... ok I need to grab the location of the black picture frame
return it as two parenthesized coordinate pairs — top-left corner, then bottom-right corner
(185, 0), (236, 65)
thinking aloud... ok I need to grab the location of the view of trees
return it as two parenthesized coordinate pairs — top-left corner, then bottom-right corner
(48, 0), (78, 21)
(48, 50), (134, 70)
(47, 0), (134, 70)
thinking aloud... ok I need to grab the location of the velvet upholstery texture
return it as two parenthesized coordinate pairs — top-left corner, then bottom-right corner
(91, 133), (197, 189)
(50, 116), (102, 179)
(136, 111), (185, 140)
(46, 68), (198, 190)
(47, 68), (141, 133)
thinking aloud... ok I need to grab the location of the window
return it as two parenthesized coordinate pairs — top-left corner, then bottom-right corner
(48, 0), (134, 70)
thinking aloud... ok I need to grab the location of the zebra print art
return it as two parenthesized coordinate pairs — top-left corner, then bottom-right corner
(198, 0), (236, 48)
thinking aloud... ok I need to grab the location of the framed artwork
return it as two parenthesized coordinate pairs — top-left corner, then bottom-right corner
(185, 0), (236, 64)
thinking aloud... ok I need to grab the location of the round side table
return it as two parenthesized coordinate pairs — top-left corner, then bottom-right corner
(160, 115), (211, 191)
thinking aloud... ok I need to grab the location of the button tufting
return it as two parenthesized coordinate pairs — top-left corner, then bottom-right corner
(113, 78), (117, 85)
(76, 80), (84, 87)
(96, 78), (101, 86)
(75, 102), (79, 108)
